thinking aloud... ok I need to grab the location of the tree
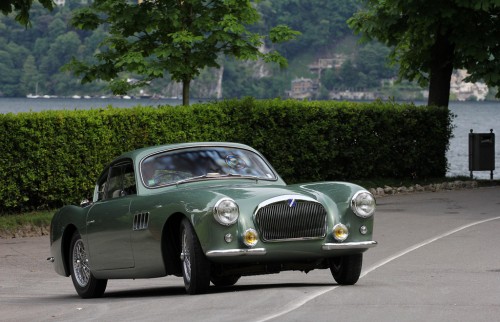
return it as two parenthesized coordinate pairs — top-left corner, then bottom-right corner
(67, 0), (299, 105)
(257, 0), (358, 57)
(41, 31), (82, 80)
(348, 0), (500, 107)
(356, 42), (396, 83)
(0, 0), (53, 26)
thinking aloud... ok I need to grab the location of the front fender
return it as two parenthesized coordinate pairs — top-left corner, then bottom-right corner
(50, 205), (88, 276)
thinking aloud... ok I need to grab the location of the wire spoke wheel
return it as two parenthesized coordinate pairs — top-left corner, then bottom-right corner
(181, 228), (192, 284)
(180, 218), (210, 294)
(72, 239), (90, 287)
(69, 232), (107, 298)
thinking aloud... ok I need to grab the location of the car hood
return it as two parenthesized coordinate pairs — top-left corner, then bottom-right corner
(165, 180), (359, 214)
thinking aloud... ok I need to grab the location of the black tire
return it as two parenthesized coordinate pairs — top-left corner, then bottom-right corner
(180, 218), (211, 294)
(210, 275), (240, 287)
(69, 232), (107, 298)
(329, 253), (363, 285)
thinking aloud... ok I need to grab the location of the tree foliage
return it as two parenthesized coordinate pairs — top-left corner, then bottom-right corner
(67, 0), (299, 105)
(257, 0), (359, 56)
(0, 2), (108, 97)
(0, 0), (53, 26)
(349, 0), (500, 107)
(321, 42), (395, 91)
(0, 0), (437, 100)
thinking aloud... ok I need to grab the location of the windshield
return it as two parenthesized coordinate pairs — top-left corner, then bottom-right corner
(140, 146), (277, 188)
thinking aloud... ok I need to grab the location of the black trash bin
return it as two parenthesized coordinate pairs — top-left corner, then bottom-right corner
(469, 129), (495, 179)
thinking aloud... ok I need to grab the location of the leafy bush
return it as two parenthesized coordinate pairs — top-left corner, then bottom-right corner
(0, 99), (452, 212)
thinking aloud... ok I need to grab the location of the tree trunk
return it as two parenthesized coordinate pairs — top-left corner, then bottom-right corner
(427, 32), (455, 108)
(182, 79), (190, 106)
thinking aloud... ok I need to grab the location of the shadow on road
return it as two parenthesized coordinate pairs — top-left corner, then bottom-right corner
(100, 282), (336, 299)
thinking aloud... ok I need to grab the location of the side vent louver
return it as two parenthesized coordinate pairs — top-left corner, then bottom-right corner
(133, 212), (150, 231)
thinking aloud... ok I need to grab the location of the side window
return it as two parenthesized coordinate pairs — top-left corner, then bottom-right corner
(108, 162), (137, 199)
(107, 166), (124, 199)
(123, 163), (137, 196)
(96, 161), (136, 201)
(96, 172), (109, 202)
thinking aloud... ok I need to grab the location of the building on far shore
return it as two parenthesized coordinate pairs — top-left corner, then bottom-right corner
(450, 69), (489, 101)
(288, 78), (317, 99)
(289, 60), (490, 101)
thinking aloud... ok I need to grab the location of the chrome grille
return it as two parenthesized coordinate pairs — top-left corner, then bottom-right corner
(255, 198), (327, 241)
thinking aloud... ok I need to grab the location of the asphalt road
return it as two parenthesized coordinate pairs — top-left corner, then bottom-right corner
(1, 187), (500, 321)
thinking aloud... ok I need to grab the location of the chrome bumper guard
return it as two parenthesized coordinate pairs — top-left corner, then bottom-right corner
(206, 248), (267, 257)
(322, 241), (377, 250)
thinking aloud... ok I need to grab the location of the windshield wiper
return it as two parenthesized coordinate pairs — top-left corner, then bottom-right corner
(223, 173), (260, 181)
(174, 173), (260, 186)
(174, 174), (210, 186)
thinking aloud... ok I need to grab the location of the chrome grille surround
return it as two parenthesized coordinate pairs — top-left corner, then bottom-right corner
(254, 195), (327, 242)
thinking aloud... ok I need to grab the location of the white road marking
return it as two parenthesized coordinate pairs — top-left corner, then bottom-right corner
(256, 216), (500, 322)
(361, 215), (500, 278)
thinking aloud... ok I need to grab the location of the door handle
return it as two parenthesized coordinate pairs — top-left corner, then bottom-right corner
(86, 220), (95, 225)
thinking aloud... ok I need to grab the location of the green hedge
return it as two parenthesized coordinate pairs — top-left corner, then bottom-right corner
(0, 98), (453, 212)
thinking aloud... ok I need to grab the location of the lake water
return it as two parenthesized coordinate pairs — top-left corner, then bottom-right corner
(0, 97), (182, 114)
(0, 98), (499, 179)
(446, 101), (499, 179)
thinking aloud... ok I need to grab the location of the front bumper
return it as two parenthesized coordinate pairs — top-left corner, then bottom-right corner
(206, 241), (377, 258)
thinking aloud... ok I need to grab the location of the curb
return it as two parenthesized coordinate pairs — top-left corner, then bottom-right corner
(369, 180), (479, 197)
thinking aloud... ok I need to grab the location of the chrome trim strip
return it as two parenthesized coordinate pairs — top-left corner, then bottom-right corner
(263, 236), (324, 243)
(255, 195), (319, 212)
(322, 241), (378, 250)
(206, 248), (267, 257)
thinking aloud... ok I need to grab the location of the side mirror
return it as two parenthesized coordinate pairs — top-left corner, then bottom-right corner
(80, 199), (92, 207)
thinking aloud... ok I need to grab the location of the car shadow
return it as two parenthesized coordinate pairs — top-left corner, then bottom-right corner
(102, 282), (336, 299)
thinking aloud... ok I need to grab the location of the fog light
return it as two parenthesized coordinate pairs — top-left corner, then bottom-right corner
(224, 233), (233, 243)
(359, 225), (368, 235)
(243, 229), (258, 247)
(333, 224), (348, 241)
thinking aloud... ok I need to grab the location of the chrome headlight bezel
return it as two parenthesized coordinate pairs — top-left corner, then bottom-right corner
(213, 198), (239, 226)
(350, 190), (376, 218)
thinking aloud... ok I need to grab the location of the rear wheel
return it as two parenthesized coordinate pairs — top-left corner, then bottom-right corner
(329, 253), (363, 285)
(69, 232), (107, 298)
(210, 275), (240, 287)
(180, 218), (210, 294)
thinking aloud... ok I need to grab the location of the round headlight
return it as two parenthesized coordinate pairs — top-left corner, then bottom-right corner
(351, 191), (376, 218)
(213, 198), (239, 226)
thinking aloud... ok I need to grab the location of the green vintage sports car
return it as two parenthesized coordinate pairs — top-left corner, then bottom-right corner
(49, 142), (376, 298)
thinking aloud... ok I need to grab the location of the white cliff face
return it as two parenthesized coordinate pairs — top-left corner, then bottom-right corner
(450, 69), (489, 101)
(215, 65), (224, 100)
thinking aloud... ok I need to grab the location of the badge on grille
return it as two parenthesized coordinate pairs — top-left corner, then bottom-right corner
(287, 198), (297, 207)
